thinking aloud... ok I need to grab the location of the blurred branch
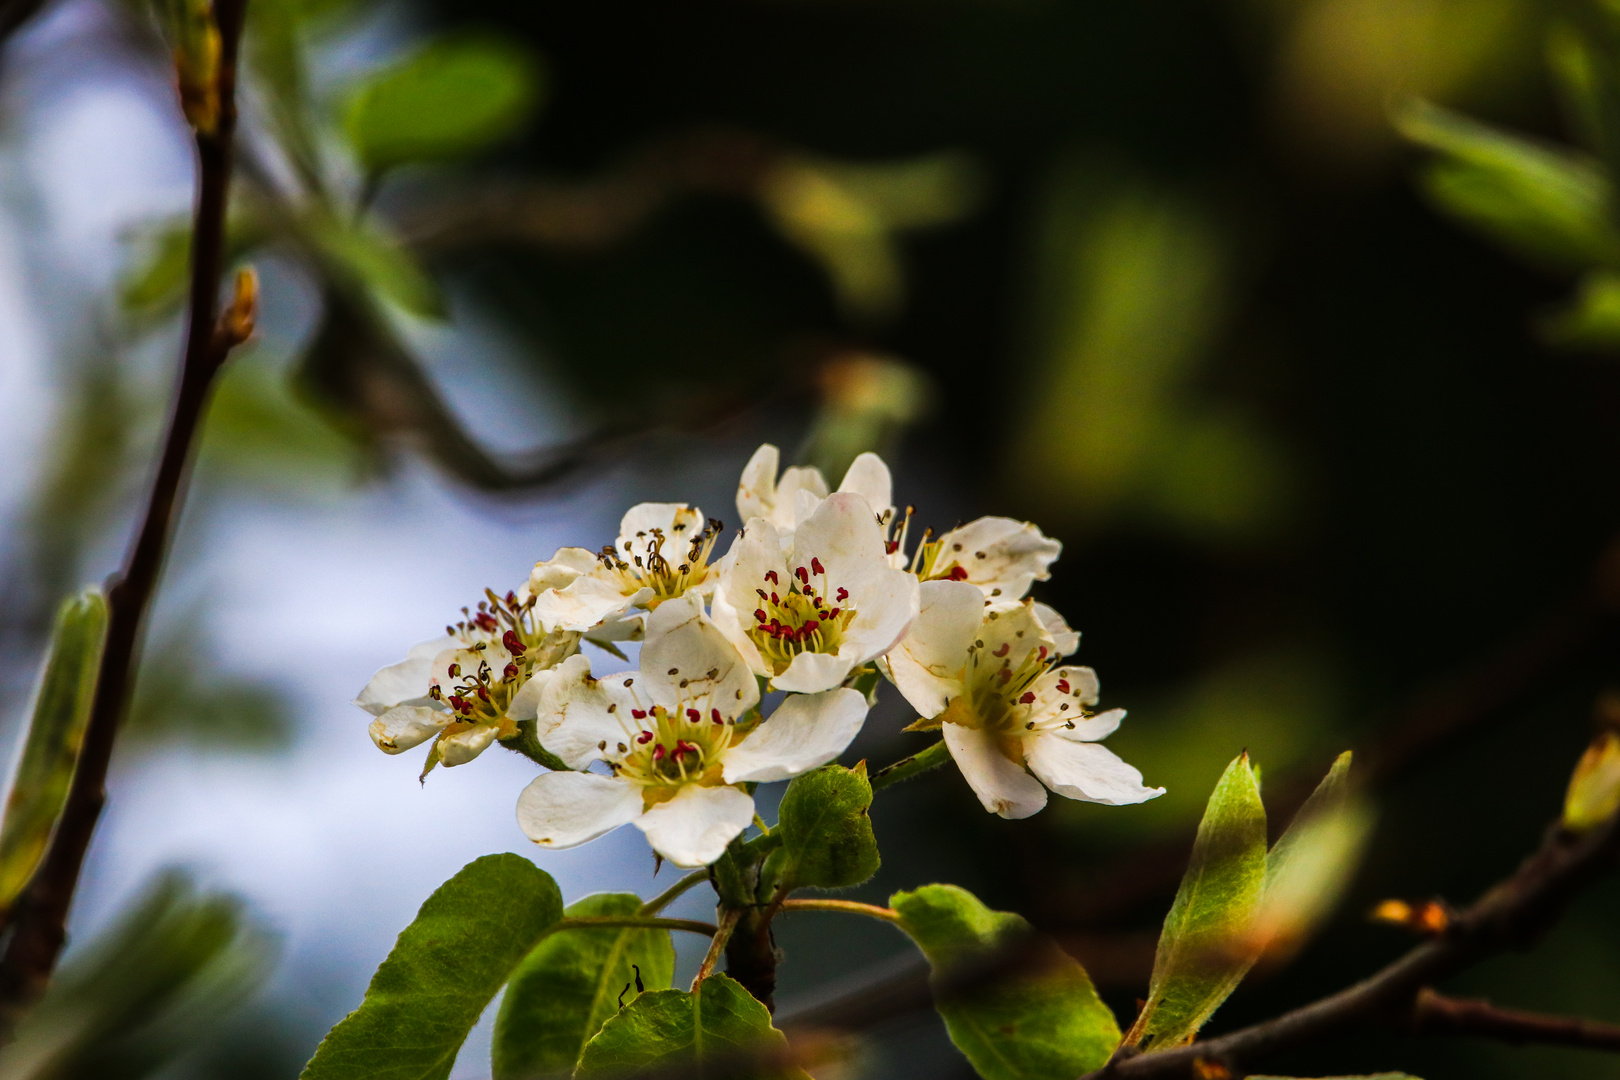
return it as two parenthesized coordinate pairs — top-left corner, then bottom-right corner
(1045, 532), (1620, 939)
(0, 0), (250, 1027)
(1410, 987), (1620, 1051)
(0, 0), (49, 50)
(1089, 804), (1620, 1079)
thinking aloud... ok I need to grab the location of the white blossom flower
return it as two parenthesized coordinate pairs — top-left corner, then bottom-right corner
(356, 588), (579, 775)
(711, 491), (919, 694)
(529, 503), (724, 640)
(899, 516), (1062, 602)
(885, 581), (1162, 818)
(515, 595), (868, 867)
(736, 443), (895, 547)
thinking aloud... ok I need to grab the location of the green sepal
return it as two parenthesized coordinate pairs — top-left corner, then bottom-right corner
(299, 854), (562, 1080)
(493, 893), (675, 1080)
(890, 884), (1120, 1080)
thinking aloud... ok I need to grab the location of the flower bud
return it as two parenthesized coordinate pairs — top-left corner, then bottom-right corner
(1564, 731), (1620, 834)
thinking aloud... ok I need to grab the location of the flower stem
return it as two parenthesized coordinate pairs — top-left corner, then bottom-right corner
(693, 908), (742, 989)
(549, 915), (717, 938)
(869, 738), (951, 791)
(639, 868), (712, 916)
(500, 719), (568, 771)
(778, 898), (902, 923)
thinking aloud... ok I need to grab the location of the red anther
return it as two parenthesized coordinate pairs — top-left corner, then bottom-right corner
(836, 587), (849, 601)
(811, 557), (824, 575)
(503, 663), (519, 680)
(755, 609), (768, 623)
(771, 593), (780, 604)
(795, 566), (809, 584)
(429, 685), (443, 700)
(687, 708), (701, 722)
(477, 686), (491, 702)
(637, 730), (654, 743)
(803, 619), (819, 635)
(676, 740), (700, 757)
(826, 607), (841, 620)
(885, 540), (900, 554)
(503, 630), (527, 655)
(505, 591), (518, 606)
(998, 668), (1012, 684)
(448, 663), (461, 677)
(1020, 692), (1036, 704)
(765, 570), (779, 584)
(711, 708), (723, 724)
(652, 744), (666, 761)
(448, 694), (466, 711)
(756, 588), (768, 600)
(1037, 647), (1048, 661)
(1056, 679), (1070, 693)
(947, 566), (969, 581)
(632, 709), (648, 719)
(993, 643), (1011, 657)
(804, 585), (816, 597)
(475, 612), (498, 632)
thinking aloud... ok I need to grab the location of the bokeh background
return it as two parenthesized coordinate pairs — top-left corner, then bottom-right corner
(3, 0), (1620, 1076)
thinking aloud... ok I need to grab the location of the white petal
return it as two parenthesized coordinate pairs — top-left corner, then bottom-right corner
(790, 492), (887, 585)
(710, 519), (788, 677)
(1022, 666), (1112, 738)
(723, 688), (868, 783)
(737, 444), (781, 525)
(585, 610), (646, 643)
(976, 602), (1052, 674)
(771, 649), (854, 694)
(354, 636), (452, 715)
(640, 594), (760, 719)
(530, 547), (600, 594)
(838, 565), (920, 667)
(617, 503), (705, 554)
(431, 642), (515, 688)
(836, 452), (893, 518)
(943, 723), (1048, 819)
(439, 723), (500, 766)
(776, 466), (829, 531)
(634, 784), (756, 867)
(368, 705), (449, 753)
(1051, 707), (1127, 742)
(936, 517), (1062, 600)
(533, 574), (648, 634)
(1024, 735), (1164, 806)
(517, 771), (644, 849)
(1033, 603), (1079, 657)
(885, 581), (982, 718)
(506, 666), (557, 723)
(536, 654), (645, 769)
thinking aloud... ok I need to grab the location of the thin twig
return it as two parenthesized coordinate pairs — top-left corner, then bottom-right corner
(1410, 987), (1620, 1050)
(1085, 810), (1620, 1079)
(0, 0), (249, 1028)
(778, 898), (902, 923)
(549, 916), (717, 938)
(640, 869), (712, 916)
(693, 908), (742, 990)
(869, 738), (951, 791)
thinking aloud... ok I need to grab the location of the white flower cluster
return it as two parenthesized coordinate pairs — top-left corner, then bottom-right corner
(356, 445), (1162, 867)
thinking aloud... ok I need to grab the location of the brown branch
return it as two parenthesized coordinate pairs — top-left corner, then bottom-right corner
(1410, 987), (1620, 1051)
(1084, 809), (1620, 1079)
(0, 0), (248, 1028)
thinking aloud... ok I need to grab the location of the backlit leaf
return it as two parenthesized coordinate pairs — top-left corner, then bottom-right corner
(891, 883), (1119, 1079)
(299, 853), (562, 1080)
(492, 893), (675, 1080)
(771, 764), (879, 891)
(575, 973), (800, 1079)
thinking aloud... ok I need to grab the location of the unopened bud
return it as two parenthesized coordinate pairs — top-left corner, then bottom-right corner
(220, 266), (257, 347)
(1564, 731), (1620, 834)
(169, 0), (221, 133)
(1191, 1061), (1231, 1080)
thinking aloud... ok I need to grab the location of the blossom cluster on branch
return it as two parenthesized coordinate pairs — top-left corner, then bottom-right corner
(356, 444), (1163, 866)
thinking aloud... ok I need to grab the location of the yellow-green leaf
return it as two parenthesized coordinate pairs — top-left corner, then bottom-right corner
(575, 973), (801, 1079)
(1126, 752), (1267, 1050)
(0, 588), (108, 913)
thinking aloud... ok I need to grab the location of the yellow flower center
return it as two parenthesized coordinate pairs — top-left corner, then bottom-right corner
(609, 703), (743, 806)
(599, 517), (723, 607)
(745, 559), (857, 674)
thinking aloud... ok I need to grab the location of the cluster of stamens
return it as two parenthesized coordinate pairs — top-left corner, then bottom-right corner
(748, 558), (856, 670)
(430, 588), (574, 724)
(596, 517), (723, 607)
(964, 616), (1091, 735)
(607, 699), (739, 788)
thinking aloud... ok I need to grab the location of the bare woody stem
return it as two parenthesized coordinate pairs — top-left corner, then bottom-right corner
(1087, 811), (1620, 1079)
(694, 909), (742, 989)
(1410, 988), (1620, 1051)
(0, 0), (250, 1028)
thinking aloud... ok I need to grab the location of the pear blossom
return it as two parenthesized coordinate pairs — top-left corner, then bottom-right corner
(356, 588), (579, 775)
(900, 516), (1062, 602)
(711, 491), (919, 694)
(515, 595), (868, 867)
(886, 581), (1162, 818)
(736, 443), (896, 546)
(529, 503), (723, 640)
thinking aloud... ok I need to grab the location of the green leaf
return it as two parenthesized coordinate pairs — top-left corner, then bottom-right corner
(307, 210), (445, 318)
(299, 853), (563, 1080)
(0, 588), (108, 913)
(772, 764), (879, 891)
(1126, 752), (1267, 1051)
(342, 35), (542, 172)
(492, 893), (675, 1080)
(1394, 98), (1620, 271)
(576, 973), (801, 1079)
(1542, 269), (1620, 349)
(890, 884), (1120, 1079)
